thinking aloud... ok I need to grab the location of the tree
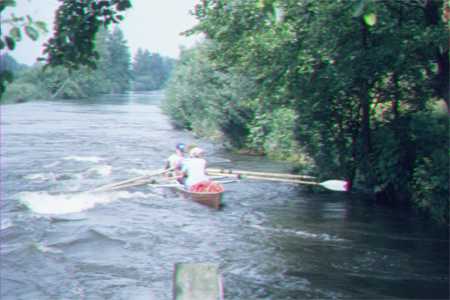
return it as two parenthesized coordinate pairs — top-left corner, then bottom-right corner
(132, 48), (153, 90)
(0, 0), (132, 99)
(2, 25), (133, 101)
(132, 49), (175, 91)
(0, 0), (48, 97)
(0, 53), (27, 73)
(43, 0), (132, 69)
(105, 27), (131, 92)
(164, 44), (256, 147)
(166, 0), (449, 223)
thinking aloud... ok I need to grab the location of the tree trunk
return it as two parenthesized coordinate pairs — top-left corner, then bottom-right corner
(358, 19), (374, 190)
(359, 81), (374, 189)
(392, 72), (400, 121)
(435, 49), (449, 103)
(423, 0), (449, 103)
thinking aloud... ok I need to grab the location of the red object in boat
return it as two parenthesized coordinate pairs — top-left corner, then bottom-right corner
(189, 181), (225, 193)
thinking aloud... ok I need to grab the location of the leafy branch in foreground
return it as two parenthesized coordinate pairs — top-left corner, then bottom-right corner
(0, 0), (133, 99)
(43, 0), (132, 69)
(0, 0), (48, 96)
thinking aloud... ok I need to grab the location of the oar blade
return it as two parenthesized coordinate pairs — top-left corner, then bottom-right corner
(319, 180), (349, 192)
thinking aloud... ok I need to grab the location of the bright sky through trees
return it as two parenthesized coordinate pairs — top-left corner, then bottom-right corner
(8, 0), (201, 65)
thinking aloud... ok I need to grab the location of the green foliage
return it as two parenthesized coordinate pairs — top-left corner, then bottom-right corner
(0, 0), (132, 100)
(263, 108), (302, 161)
(0, 53), (25, 97)
(0, 0), (48, 98)
(0, 70), (13, 97)
(165, 0), (450, 223)
(2, 66), (50, 102)
(0, 26), (133, 101)
(163, 46), (221, 132)
(247, 107), (313, 167)
(44, 0), (131, 69)
(163, 44), (255, 146)
(132, 49), (174, 91)
(410, 103), (449, 223)
(2, 82), (44, 103)
(1, 1), (48, 51)
(412, 153), (449, 224)
(105, 27), (131, 92)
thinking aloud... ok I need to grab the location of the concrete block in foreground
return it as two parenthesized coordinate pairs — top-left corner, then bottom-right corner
(173, 263), (224, 300)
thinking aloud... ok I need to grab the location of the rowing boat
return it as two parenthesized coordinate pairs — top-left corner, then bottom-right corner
(172, 185), (223, 209)
(154, 181), (224, 209)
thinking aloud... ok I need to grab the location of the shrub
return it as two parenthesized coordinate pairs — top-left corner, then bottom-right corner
(2, 82), (47, 103)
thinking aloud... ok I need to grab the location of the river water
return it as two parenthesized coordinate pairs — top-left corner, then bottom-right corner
(1, 91), (448, 300)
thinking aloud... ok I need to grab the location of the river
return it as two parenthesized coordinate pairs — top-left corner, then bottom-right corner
(1, 91), (448, 300)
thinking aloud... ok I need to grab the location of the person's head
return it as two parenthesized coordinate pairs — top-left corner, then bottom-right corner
(176, 143), (185, 155)
(189, 147), (204, 158)
(186, 144), (197, 153)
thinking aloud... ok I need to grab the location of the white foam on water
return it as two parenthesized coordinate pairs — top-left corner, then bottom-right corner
(250, 224), (346, 242)
(18, 191), (115, 215)
(34, 243), (64, 254)
(1, 218), (13, 230)
(24, 173), (56, 182)
(63, 155), (104, 163)
(17, 190), (156, 215)
(290, 229), (346, 242)
(85, 165), (113, 177)
(43, 161), (61, 168)
(72, 173), (85, 180)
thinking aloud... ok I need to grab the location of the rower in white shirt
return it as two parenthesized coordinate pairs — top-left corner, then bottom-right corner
(181, 147), (209, 189)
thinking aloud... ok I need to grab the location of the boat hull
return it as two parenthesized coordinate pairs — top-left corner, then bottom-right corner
(172, 186), (223, 209)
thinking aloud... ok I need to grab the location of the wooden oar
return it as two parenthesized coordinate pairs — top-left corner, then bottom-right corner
(90, 168), (172, 192)
(94, 178), (158, 192)
(149, 179), (238, 189)
(206, 168), (316, 180)
(207, 171), (348, 192)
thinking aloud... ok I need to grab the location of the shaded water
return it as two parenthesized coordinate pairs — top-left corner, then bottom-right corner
(1, 91), (448, 299)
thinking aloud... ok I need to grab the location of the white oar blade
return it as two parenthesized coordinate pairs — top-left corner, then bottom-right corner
(319, 180), (349, 192)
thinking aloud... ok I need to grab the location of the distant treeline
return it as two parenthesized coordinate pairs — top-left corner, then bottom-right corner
(163, 1), (449, 224)
(1, 27), (175, 102)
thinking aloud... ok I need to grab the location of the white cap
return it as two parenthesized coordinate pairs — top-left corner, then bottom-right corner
(189, 147), (204, 157)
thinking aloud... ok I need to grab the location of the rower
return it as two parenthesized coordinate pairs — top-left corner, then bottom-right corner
(165, 143), (186, 183)
(181, 147), (224, 193)
(181, 147), (209, 189)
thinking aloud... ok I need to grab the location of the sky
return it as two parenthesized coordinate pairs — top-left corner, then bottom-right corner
(7, 0), (203, 65)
